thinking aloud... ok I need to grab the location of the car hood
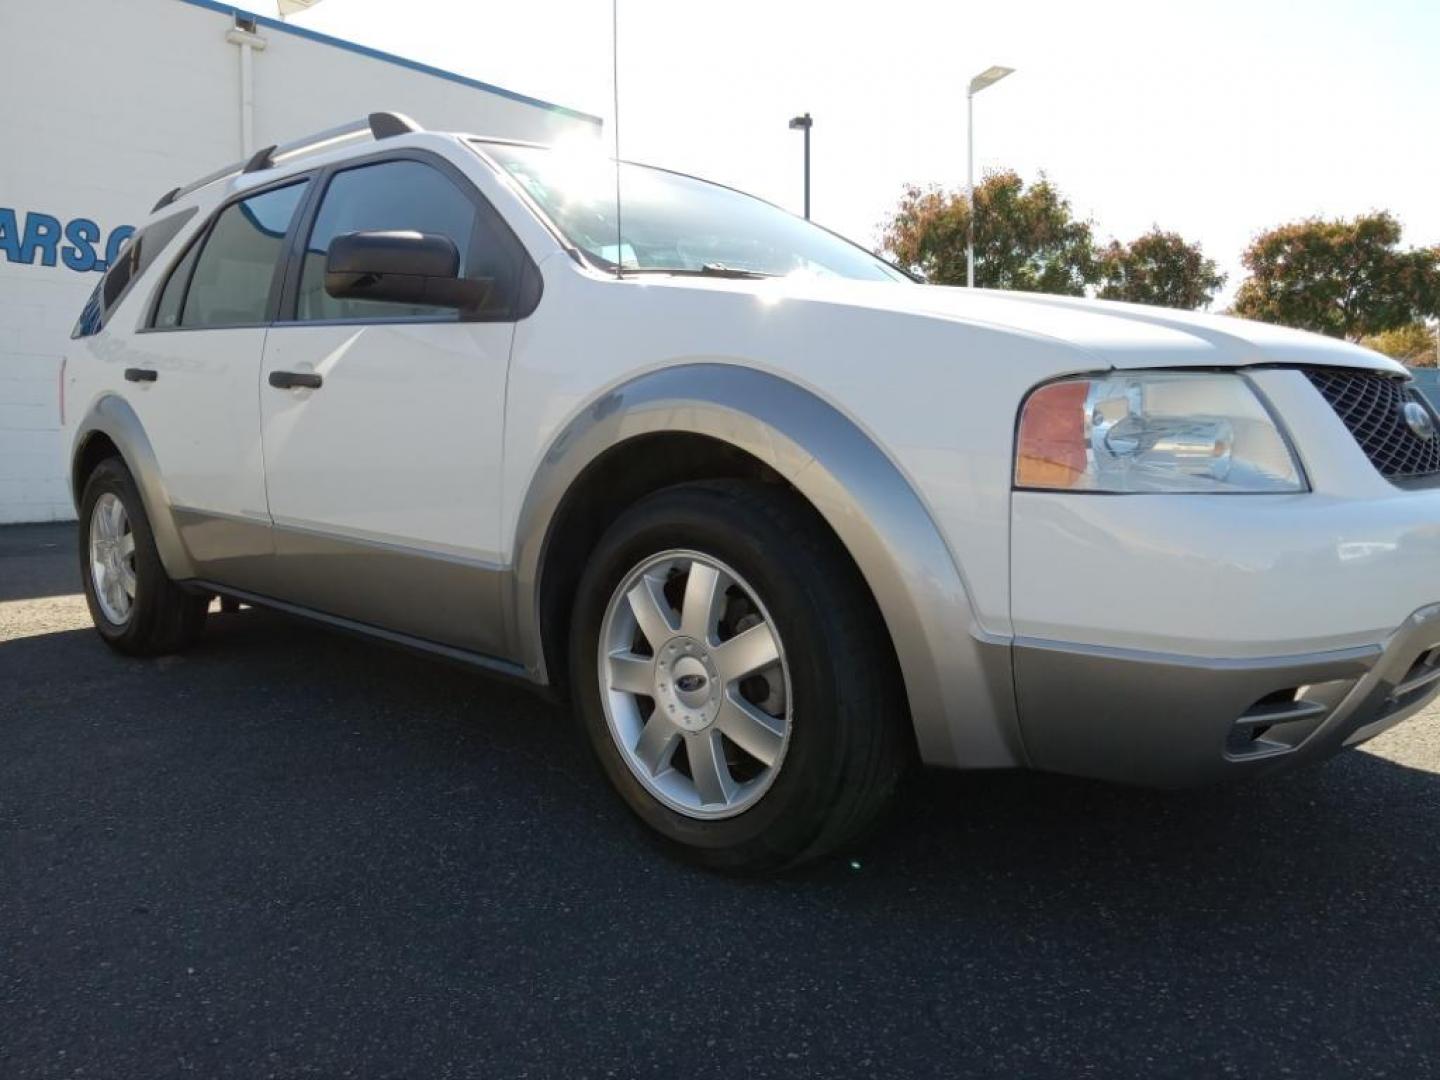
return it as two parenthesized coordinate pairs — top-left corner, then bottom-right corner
(749, 278), (1405, 375)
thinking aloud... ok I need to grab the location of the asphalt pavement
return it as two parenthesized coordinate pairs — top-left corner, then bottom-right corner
(2, 522), (1438, 1078)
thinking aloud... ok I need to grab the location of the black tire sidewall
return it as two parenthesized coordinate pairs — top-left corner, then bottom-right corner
(571, 485), (865, 869)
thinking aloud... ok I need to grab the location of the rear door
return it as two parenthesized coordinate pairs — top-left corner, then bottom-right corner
(257, 152), (529, 655)
(127, 179), (310, 589)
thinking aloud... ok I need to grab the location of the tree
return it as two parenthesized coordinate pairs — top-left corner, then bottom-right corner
(1232, 212), (1439, 340)
(1361, 322), (1439, 368)
(1097, 229), (1225, 310)
(880, 170), (1098, 294)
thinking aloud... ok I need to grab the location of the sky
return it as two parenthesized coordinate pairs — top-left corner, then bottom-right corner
(279, 0), (1440, 307)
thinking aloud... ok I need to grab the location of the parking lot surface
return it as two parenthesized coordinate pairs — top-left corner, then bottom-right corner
(3, 522), (1438, 1078)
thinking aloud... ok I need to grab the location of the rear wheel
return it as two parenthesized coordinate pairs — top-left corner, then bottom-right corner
(78, 457), (207, 656)
(570, 480), (913, 872)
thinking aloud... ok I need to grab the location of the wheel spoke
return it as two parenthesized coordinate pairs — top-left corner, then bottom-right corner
(716, 695), (786, 767)
(686, 730), (737, 807)
(106, 497), (126, 538)
(106, 576), (127, 617)
(608, 651), (655, 696)
(626, 574), (678, 650)
(118, 533), (135, 558)
(714, 621), (780, 684)
(633, 714), (682, 776)
(679, 561), (725, 642)
(118, 562), (138, 599)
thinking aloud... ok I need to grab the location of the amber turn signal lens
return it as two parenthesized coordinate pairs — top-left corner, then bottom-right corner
(1015, 380), (1090, 489)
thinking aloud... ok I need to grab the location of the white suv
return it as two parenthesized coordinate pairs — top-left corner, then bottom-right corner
(68, 113), (1440, 870)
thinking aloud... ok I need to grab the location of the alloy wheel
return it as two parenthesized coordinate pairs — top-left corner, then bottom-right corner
(89, 492), (137, 625)
(597, 549), (792, 819)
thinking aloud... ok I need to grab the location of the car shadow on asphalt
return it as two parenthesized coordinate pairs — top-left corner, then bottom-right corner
(4, 601), (1436, 902)
(0, 523), (81, 604)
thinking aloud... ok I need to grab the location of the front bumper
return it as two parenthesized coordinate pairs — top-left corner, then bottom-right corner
(1004, 367), (1440, 785)
(1015, 604), (1440, 787)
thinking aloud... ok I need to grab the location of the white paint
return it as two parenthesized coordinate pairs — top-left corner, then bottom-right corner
(258, 318), (513, 563)
(0, 0), (596, 524)
(79, 127), (1409, 645)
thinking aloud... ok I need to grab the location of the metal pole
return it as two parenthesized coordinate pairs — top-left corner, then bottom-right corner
(226, 21), (266, 158)
(612, 0), (622, 277)
(803, 121), (811, 220)
(789, 113), (813, 220)
(966, 92), (974, 288)
(238, 40), (255, 157)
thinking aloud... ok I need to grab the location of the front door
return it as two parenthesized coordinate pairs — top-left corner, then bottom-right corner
(257, 155), (524, 656)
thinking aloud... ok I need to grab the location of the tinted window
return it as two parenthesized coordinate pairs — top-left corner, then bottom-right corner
(181, 182), (307, 328)
(295, 160), (515, 321)
(151, 237), (201, 330)
(72, 208), (196, 338)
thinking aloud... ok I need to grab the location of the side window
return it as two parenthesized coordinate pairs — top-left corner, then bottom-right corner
(295, 159), (517, 322)
(151, 238), (201, 330)
(180, 181), (308, 329)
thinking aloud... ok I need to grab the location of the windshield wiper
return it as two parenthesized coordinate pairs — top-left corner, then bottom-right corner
(618, 263), (775, 280)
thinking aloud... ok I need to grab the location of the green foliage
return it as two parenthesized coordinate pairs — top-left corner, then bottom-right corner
(879, 171), (1098, 294)
(1097, 229), (1225, 310)
(1232, 213), (1440, 340)
(1361, 321), (1439, 367)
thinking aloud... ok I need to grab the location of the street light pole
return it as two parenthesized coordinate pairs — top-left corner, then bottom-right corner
(788, 113), (813, 219)
(965, 65), (1015, 288)
(966, 92), (974, 288)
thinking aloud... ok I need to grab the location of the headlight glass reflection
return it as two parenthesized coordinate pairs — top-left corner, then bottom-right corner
(1015, 372), (1304, 493)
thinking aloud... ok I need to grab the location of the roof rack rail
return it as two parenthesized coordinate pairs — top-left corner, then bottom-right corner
(152, 111), (423, 212)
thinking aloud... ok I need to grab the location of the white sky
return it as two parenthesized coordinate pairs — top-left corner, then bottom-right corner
(281, 0), (1439, 306)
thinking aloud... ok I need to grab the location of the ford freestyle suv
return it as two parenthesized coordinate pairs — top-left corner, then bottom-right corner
(67, 113), (1440, 870)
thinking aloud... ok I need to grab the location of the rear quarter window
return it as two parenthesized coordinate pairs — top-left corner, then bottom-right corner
(71, 207), (197, 338)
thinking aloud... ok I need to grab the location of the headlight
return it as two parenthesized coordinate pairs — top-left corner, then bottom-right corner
(1015, 372), (1305, 493)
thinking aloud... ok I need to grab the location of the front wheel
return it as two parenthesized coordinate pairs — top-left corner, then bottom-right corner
(570, 481), (913, 872)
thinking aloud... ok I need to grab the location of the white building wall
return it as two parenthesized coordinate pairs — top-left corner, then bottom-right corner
(0, 0), (598, 524)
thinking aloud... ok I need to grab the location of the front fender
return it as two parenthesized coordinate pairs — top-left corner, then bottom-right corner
(71, 394), (195, 581)
(510, 363), (1023, 770)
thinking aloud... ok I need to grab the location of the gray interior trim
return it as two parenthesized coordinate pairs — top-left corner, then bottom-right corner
(509, 362), (1024, 770)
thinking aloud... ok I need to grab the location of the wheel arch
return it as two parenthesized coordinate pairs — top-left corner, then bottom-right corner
(70, 394), (195, 580)
(510, 363), (1023, 769)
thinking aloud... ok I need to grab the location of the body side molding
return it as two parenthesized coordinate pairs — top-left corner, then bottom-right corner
(70, 393), (196, 581)
(508, 363), (1023, 770)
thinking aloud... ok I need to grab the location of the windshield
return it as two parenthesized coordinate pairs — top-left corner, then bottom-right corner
(478, 141), (908, 283)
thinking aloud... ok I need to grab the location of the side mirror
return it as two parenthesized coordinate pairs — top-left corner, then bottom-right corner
(323, 230), (490, 312)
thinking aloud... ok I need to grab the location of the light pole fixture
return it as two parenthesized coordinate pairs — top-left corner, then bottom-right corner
(966, 65), (1014, 287)
(277, 0), (324, 18)
(788, 112), (813, 219)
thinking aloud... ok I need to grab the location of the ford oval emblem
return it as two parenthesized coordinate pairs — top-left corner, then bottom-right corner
(676, 673), (708, 694)
(1402, 400), (1436, 441)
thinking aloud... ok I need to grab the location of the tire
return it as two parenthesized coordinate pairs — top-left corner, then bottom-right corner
(570, 480), (913, 872)
(78, 456), (208, 656)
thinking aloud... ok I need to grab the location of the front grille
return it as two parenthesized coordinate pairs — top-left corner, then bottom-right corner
(1303, 368), (1440, 480)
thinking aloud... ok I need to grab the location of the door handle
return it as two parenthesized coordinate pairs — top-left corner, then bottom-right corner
(124, 368), (158, 383)
(268, 371), (323, 390)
